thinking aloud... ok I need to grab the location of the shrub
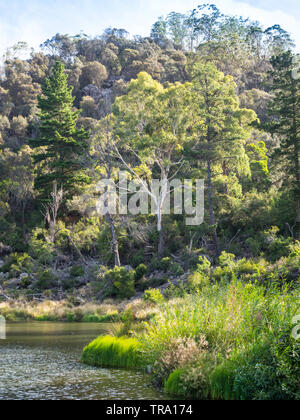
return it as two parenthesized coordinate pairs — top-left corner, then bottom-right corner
(154, 336), (208, 383)
(170, 263), (184, 276)
(196, 256), (211, 275)
(165, 358), (214, 399)
(218, 251), (235, 268)
(212, 266), (234, 283)
(1, 253), (33, 277)
(35, 269), (57, 290)
(65, 310), (83, 322)
(131, 250), (146, 268)
(61, 277), (81, 291)
(81, 335), (144, 369)
(143, 288), (164, 304)
(28, 228), (54, 265)
(103, 267), (135, 299)
(187, 272), (209, 290)
(134, 264), (148, 281)
(70, 265), (85, 277)
(160, 257), (172, 271)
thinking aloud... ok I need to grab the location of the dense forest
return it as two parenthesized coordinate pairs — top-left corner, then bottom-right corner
(0, 4), (299, 400)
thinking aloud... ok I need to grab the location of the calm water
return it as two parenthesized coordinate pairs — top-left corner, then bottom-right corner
(0, 322), (168, 400)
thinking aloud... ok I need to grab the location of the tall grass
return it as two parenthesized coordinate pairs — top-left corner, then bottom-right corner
(137, 280), (299, 399)
(139, 281), (299, 363)
(81, 335), (144, 369)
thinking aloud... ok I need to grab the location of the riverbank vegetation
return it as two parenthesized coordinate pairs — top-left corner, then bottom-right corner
(81, 278), (299, 400)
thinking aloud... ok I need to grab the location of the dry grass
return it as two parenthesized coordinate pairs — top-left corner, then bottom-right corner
(0, 297), (157, 322)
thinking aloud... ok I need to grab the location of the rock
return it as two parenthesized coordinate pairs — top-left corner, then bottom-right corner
(19, 273), (29, 279)
(82, 84), (101, 102)
(124, 265), (133, 272)
(0, 260), (4, 268)
(0, 243), (12, 256)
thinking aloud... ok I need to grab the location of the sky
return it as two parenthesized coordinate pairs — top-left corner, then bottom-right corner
(0, 0), (299, 59)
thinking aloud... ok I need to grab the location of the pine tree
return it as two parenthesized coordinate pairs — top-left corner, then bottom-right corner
(31, 61), (89, 200)
(190, 62), (257, 256)
(268, 51), (300, 237)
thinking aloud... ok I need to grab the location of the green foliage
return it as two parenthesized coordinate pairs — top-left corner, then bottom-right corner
(187, 272), (209, 291)
(170, 263), (184, 276)
(134, 264), (148, 281)
(138, 280), (299, 399)
(218, 251), (235, 268)
(28, 228), (54, 265)
(1, 253), (33, 277)
(61, 277), (81, 291)
(165, 359), (213, 399)
(30, 61), (89, 199)
(103, 267), (136, 299)
(70, 265), (85, 278)
(35, 269), (57, 290)
(160, 257), (172, 271)
(81, 335), (144, 369)
(82, 313), (119, 323)
(143, 288), (164, 304)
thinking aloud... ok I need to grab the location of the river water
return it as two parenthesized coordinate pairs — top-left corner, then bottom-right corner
(0, 322), (169, 400)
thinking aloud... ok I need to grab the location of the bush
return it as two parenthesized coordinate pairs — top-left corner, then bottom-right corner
(70, 265), (85, 277)
(196, 256), (211, 273)
(170, 263), (184, 277)
(131, 250), (146, 268)
(1, 253), (33, 277)
(165, 358), (213, 399)
(213, 266), (234, 282)
(61, 277), (81, 291)
(187, 272), (209, 290)
(35, 269), (57, 290)
(160, 257), (172, 271)
(143, 288), (164, 304)
(134, 264), (148, 281)
(103, 267), (135, 299)
(81, 335), (144, 369)
(154, 336), (208, 383)
(218, 252), (235, 268)
(28, 228), (54, 265)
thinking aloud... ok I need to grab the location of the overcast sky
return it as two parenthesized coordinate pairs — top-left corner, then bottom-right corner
(0, 0), (299, 58)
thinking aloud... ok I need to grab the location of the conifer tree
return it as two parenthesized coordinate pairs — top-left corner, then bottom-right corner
(31, 61), (89, 200)
(268, 51), (300, 238)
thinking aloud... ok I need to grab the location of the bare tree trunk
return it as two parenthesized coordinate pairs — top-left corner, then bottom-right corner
(21, 200), (26, 233)
(106, 213), (121, 267)
(158, 229), (165, 258)
(67, 233), (86, 265)
(207, 160), (219, 257)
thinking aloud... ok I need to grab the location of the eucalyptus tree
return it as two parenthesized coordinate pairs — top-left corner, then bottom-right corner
(112, 72), (192, 257)
(91, 113), (121, 267)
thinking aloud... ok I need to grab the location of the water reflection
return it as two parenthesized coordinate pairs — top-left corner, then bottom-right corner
(0, 323), (169, 400)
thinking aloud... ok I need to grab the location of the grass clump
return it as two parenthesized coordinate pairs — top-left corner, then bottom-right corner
(137, 279), (300, 400)
(81, 335), (144, 369)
